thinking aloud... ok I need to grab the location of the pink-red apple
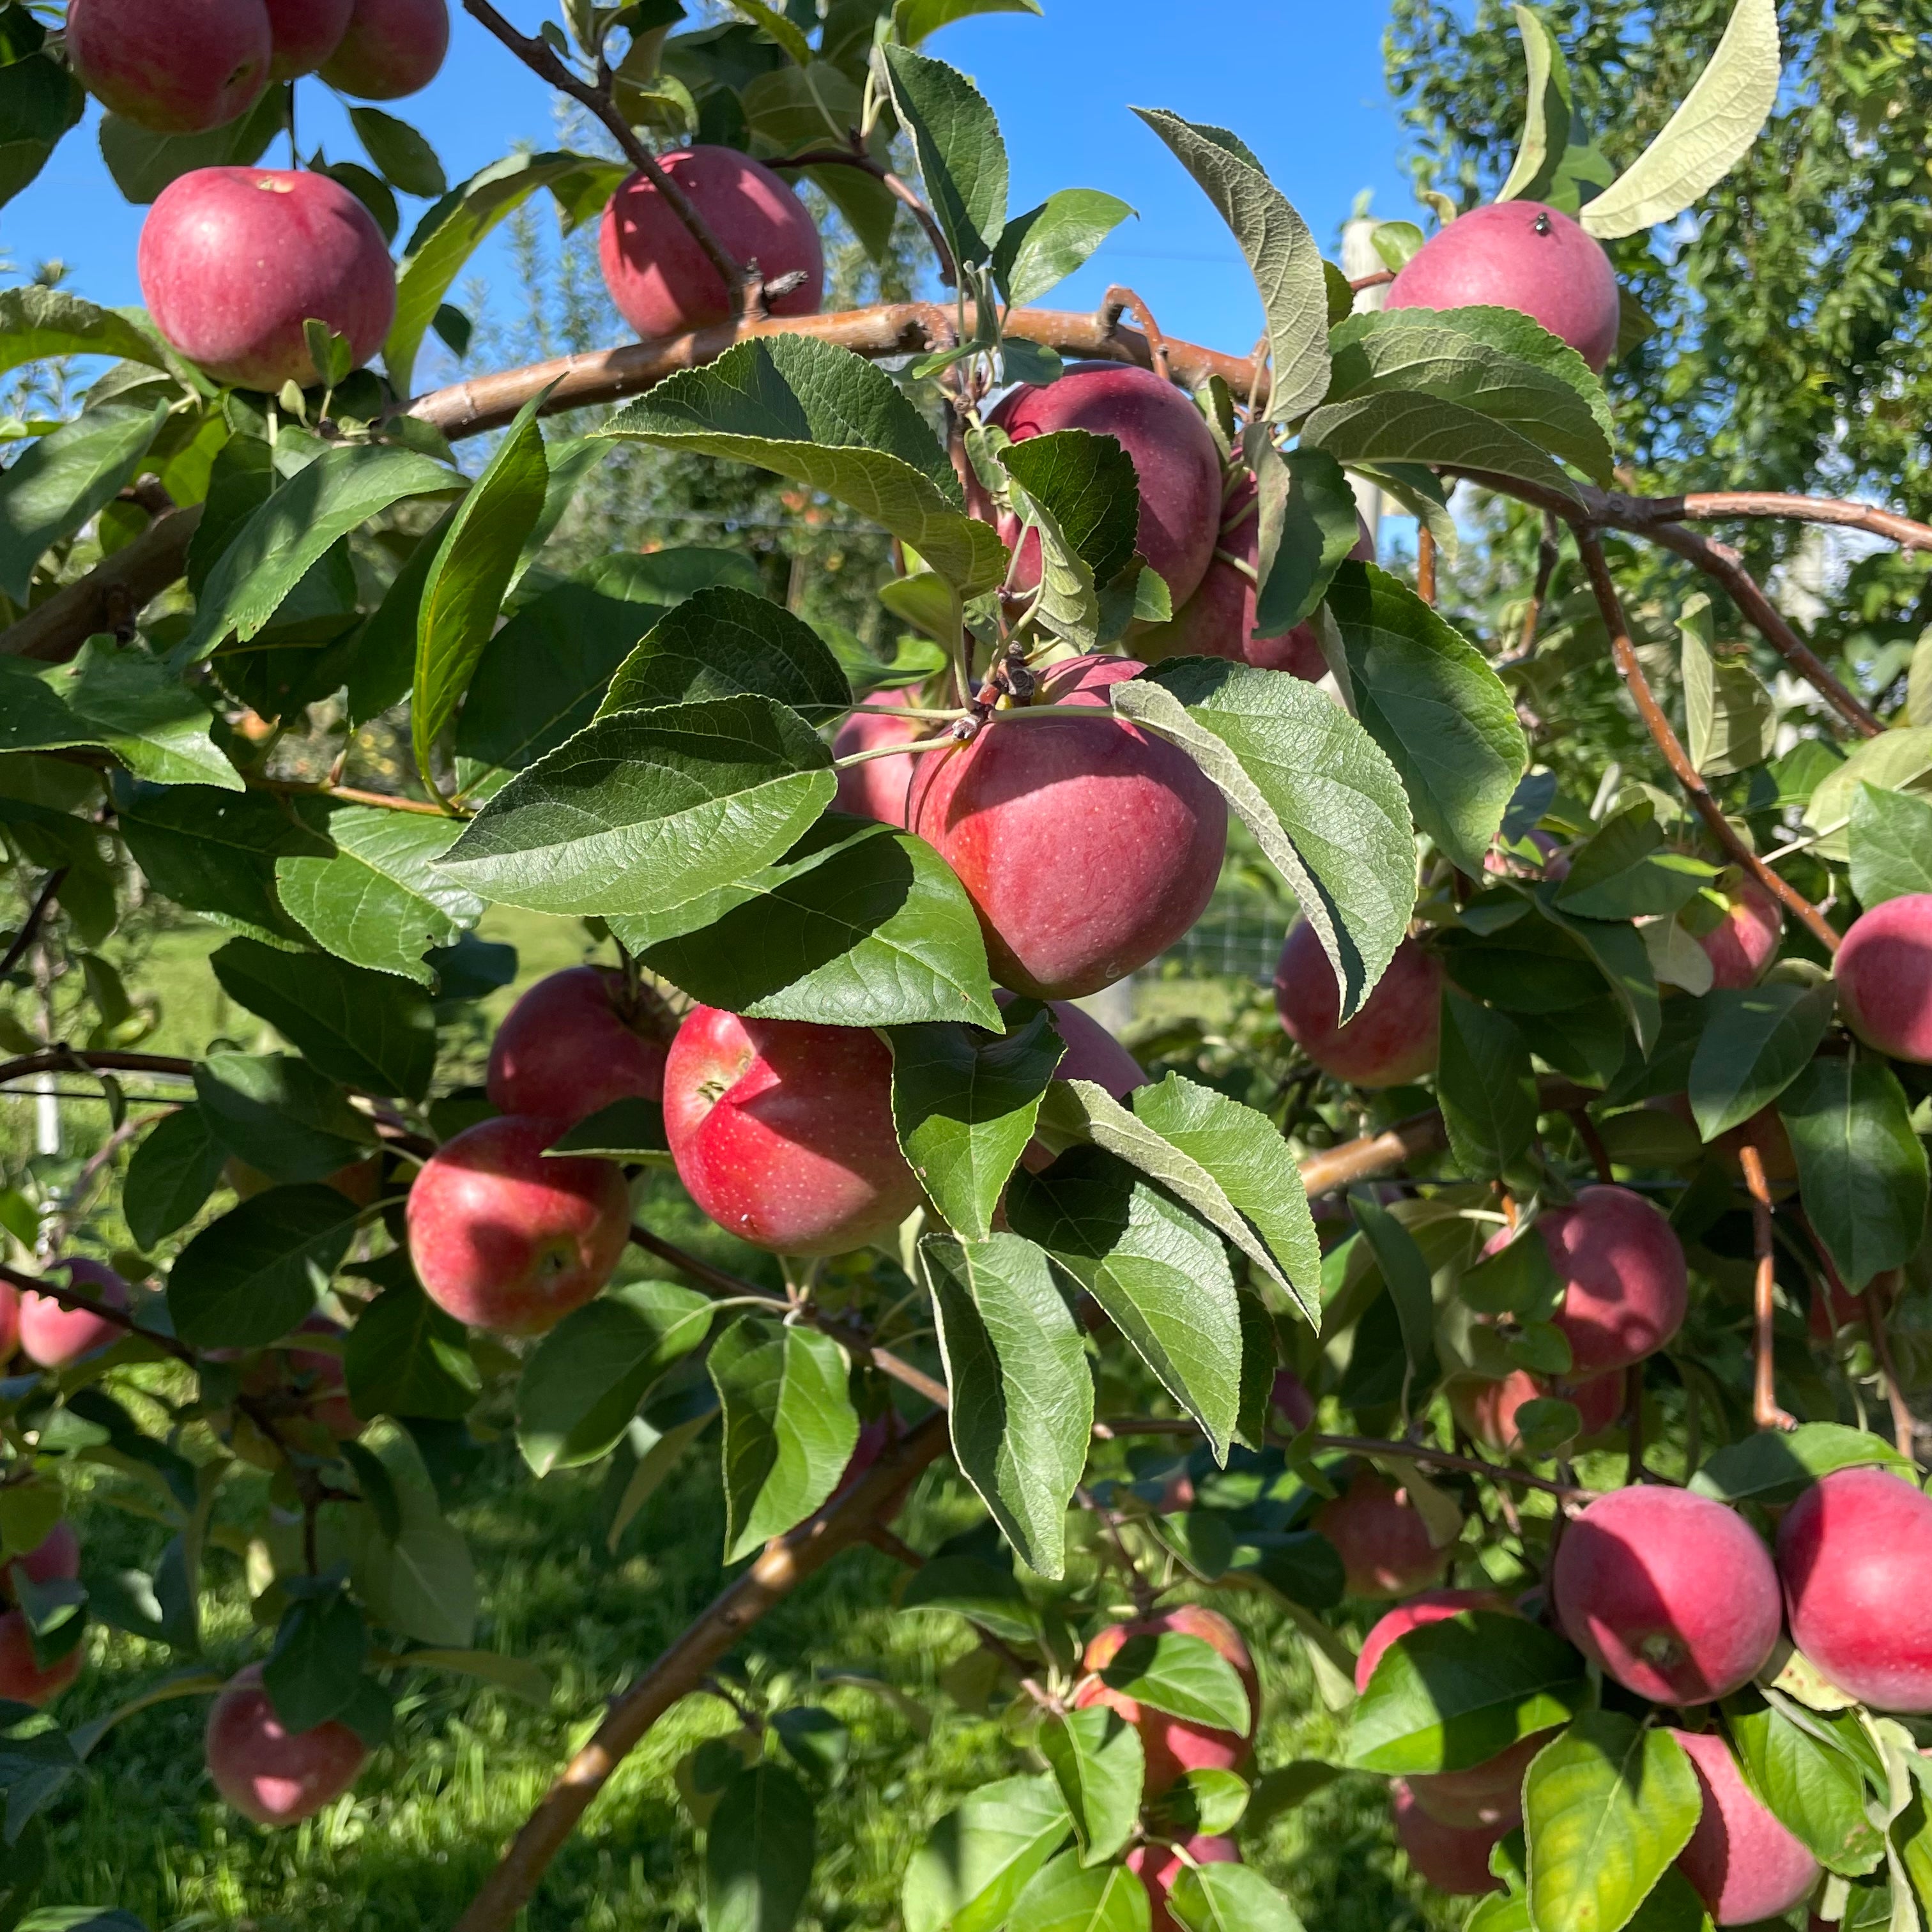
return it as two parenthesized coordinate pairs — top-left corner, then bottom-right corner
(1552, 1484), (1781, 1703)
(1512, 1185), (1688, 1376)
(318, 0), (449, 98)
(1385, 201), (1621, 372)
(139, 167), (396, 392)
(1126, 1836), (1241, 1932)
(66, 0), (272, 134)
(907, 654), (1228, 999)
(0, 1610), (81, 1708)
(19, 1258), (129, 1369)
(1450, 1367), (1625, 1454)
(1, 1522), (80, 1604)
(486, 966), (674, 1128)
(832, 687), (928, 826)
(1673, 1728), (1820, 1925)
(664, 1006), (922, 1255)
(405, 1117), (630, 1335)
(205, 1664), (370, 1826)
(1777, 1465), (1932, 1711)
(1313, 1469), (1448, 1600)
(1001, 988), (1146, 1173)
(1835, 893), (1932, 1064)
(599, 146), (824, 341)
(1392, 1779), (1505, 1895)
(264, 0), (353, 77)
(1274, 926), (1443, 1089)
(1700, 878), (1782, 990)
(1073, 1604), (1258, 1797)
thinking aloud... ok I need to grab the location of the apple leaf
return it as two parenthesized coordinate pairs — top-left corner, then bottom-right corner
(0, 401), (167, 603)
(992, 189), (1135, 309)
(121, 1107), (227, 1252)
(167, 1183), (364, 1349)
(704, 1762), (817, 1932)
(1039, 1708), (1144, 1867)
(1849, 782), (1932, 909)
(1301, 388), (1583, 505)
(1496, 4), (1573, 205)
(879, 42), (1007, 269)
(1251, 443), (1361, 638)
(0, 286), (170, 384)
(1009, 1852), (1151, 1931)
(1687, 980), (1835, 1141)
(1169, 1862), (1303, 1932)
(900, 1774), (1071, 1932)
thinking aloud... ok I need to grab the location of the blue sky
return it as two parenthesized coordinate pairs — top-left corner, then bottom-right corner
(2, 3), (1423, 379)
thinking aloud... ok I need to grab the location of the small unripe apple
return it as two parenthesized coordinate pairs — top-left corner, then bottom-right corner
(318, 0), (450, 99)
(599, 146), (824, 341)
(138, 167), (396, 392)
(1552, 1484), (1781, 1704)
(264, 0), (353, 78)
(1449, 1367), (1625, 1453)
(205, 1664), (370, 1826)
(1, 1522), (80, 1604)
(1510, 1185), (1688, 1376)
(0, 1610), (81, 1708)
(831, 687), (927, 827)
(1125, 1836), (1241, 1932)
(1313, 1468), (1448, 1600)
(19, 1258), (130, 1369)
(1672, 1728), (1820, 1924)
(66, 0), (272, 135)
(406, 1117), (631, 1336)
(1392, 1779), (1505, 1895)
(1274, 926), (1443, 1089)
(486, 966), (674, 1128)
(907, 655), (1229, 1000)
(1386, 201), (1621, 372)
(1834, 893), (1932, 1064)
(1700, 878), (1782, 990)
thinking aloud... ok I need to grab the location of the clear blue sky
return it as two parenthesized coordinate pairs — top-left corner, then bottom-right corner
(2, 2), (1423, 379)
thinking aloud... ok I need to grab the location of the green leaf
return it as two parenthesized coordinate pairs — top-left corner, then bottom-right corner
(275, 806), (484, 985)
(1252, 443), (1361, 638)
(437, 694), (836, 920)
(399, 1647), (550, 1708)
(1169, 1863), (1304, 1932)
(1301, 388), (1582, 505)
(1582, 0), (1782, 239)
(1348, 1611), (1588, 1774)
(98, 85), (284, 203)
(1325, 560), (1527, 874)
(600, 585), (850, 725)
(0, 401), (165, 603)
(516, 1282), (712, 1476)
(349, 105), (446, 199)
(1806, 726), (1932, 865)
(0, 289), (168, 385)
(1555, 803), (1718, 920)
(1850, 783), (1932, 909)
(1728, 1703), (1886, 1876)
(123, 1105), (227, 1250)
(1000, 430), (1143, 650)
(891, 0), (1042, 45)
(1687, 981), (1836, 1140)
(921, 1232), (1092, 1579)
(1496, 4), (1574, 204)
(185, 443), (455, 659)
(1349, 1193), (1438, 1390)
(705, 1762), (817, 1932)
(1438, 989), (1538, 1181)
(1011, 1853), (1151, 1932)
(1680, 592), (1775, 776)
(629, 815), (1002, 1029)
(889, 1000), (1064, 1241)
(0, 45), (83, 212)
(1096, 1630), (1251, 1735)
(880, 43), (1007, 268)
(336, 1423), (477, 1646)
(1524, 1715), (1701, 1932)
(1112, 661), (1414, 1024)
(900, 1554), (1041, 1645)
(709, 1317), (859, 1563)
(193, 1052), (376, 1183)
(210, 937), (438, 1100)
(167, 1183), (362, 1349)
(599, 334), (1006, 594)
(1536, 887), (1662, 1052)
(1689, 1420), (1912, 1505)
(992, 190), (1135, 309)
(1132, 109), (1326, 423)
(342, 1276), (480, 1422)
(412, 392), (551, 793)
(1779, 1057), (1929, 1289)
(264, 1586), (368, 1733)
(1040, 1707), (1144, 1867)
(901, 1774), (1070, 1932)
(546, 1097), (670, 1162)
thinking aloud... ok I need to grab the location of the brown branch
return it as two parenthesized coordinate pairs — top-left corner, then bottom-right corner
(1867, 1278), (1919, 1465)
(1574, 534), (1842, 956)
(1417, 524), (1438, 605)
(766, 149), (956, 288)
(1308, 1432), (1592, 1501)
(1, 867), (69, 980)
(1650, 491), (1932, 555)
(1568, 1107), (1615, 1185)
(1738, 1142), (1797, 1431)
(1349, 269), (1395, 293)
(0, 1259), (190, 1363)
(0, 1049), (197, 1087)
(1100, 286), (1170, 385)
(247, 775), (455, 818)
(1519, 510), (1561, 659)
(453, 1411), (951, 1932)
(1, 502), (204, 663)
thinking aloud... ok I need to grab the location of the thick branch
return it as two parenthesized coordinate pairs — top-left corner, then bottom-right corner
(1644, 491), (1932, 555)
(2, 503), (203, 663)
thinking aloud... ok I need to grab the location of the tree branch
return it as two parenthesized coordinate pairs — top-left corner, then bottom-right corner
(767, 148), (956, 288)
(1, 868), (69, 980)
(1738, 1142), (1797, 1432)
(0, 1049), (197, 1087)
(1, 503), (204, 663)
(1643, 491), (1932, 555)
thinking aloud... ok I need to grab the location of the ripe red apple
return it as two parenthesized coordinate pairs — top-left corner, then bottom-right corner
(1777, 1465), (1932, 1710)
(1392, 1779), (1505, 1895)
(1835, 893), (1932, 1064)
(1313, 1469), (1448, 1600)
(318, 0), (450, 98)
(832, 687), (928, 826)
(1073, 1605), (1258, 1797)
(19, 1258), (130, 1369)
(1700, 878), (1782, 990)
(486, 966), (674, 1128)
(205, 1664), (371, 1826)
(1385, 201), (1621, 372)
(988, 363), (1224, 611)
(1672, 1728), (1820, 1925)
(138, 167), (396, 392)
(264, 0), (353, 78)
(663, 1006), (922, 1255)
(0, 1610), (81, 1708)
(599, 146), (824, 341)
(1449, 1367), (1625, 1454)
(1356, 1588), (1510, 1693)
(907, 655), (1228, 1000)
(1000, 988), (1146, 1174)
(1, 1522), (80, 1603)
(1552, 1485), (1781, 1703)
(1510, 1185), (1688, 1376)
(1411, 1731), (1546, 1832)
(405, 1117), (631, 1336)
(1274, 926), (1443, 1089)
(66, 0), (272, 135)
(1126, 1836), (1241, 1932)
(1272, 1367), (1315, 1432)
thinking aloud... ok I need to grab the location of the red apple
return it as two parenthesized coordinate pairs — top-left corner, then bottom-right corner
(138, 167), (396, 392)
(1274, 926), (1443, 1089)
(318, 0), (449, 98)
(0, 1609), (81, 1708)
(486, 966), (674, 1128)
(1700, 878), (1782, 990)
(1411, 1731), (1546, 1832)
(599, 146), (824, 341)
(831, 687), (928, 827)
(1552, 1485), (1781, 1703)
(0, 1280), (17, 1361)
(405, 1117), (631, 1336)
(1835, 893), (1932, 1064)
(1450, 1367), (1625, 1454)
(1777, 1465), (1932, 1711)
(66, 0), (272, 135)
(1073, 1605), (1258, 1797)
(988, 364), (1223, 611)
(1313, 1468), (1449, 1600)
(1356, 1588), (1510, 1694)
(1, 1522), (80, 1604)
(205, 1664), (371, 1826)
(663, 1006), (922, 1256)
(1392, 1779), (1505, 1895)
(906, 654), (1228, 999)
(1385, 201), (1621, 372)
(264, 0), (353, 78)
(1673, 1728), (1820, 1925)
(19, 1258), (129, 1369)
(1126, 1836), (1241, 1932)
(1509, 1185), (1687, 1376)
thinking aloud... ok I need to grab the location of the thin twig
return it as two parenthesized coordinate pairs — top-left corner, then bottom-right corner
(1100, 287), (1170, 384)
(1652, 491), (1932, 555)
(1866, 1276), (1919, 1464)
(247, 776), (456, 818)
(1738, 1142), (1797, 1431)
(1417, 525), (1437, 605)
(1568, 1107), (1615, 1185)
(1519, 511), (1560, 658)
(0, 868), (69, 981)
(0, 1049), (197, 1087)
(767, 148), (956, 288)
(1076, 1483), (1157, 1615)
